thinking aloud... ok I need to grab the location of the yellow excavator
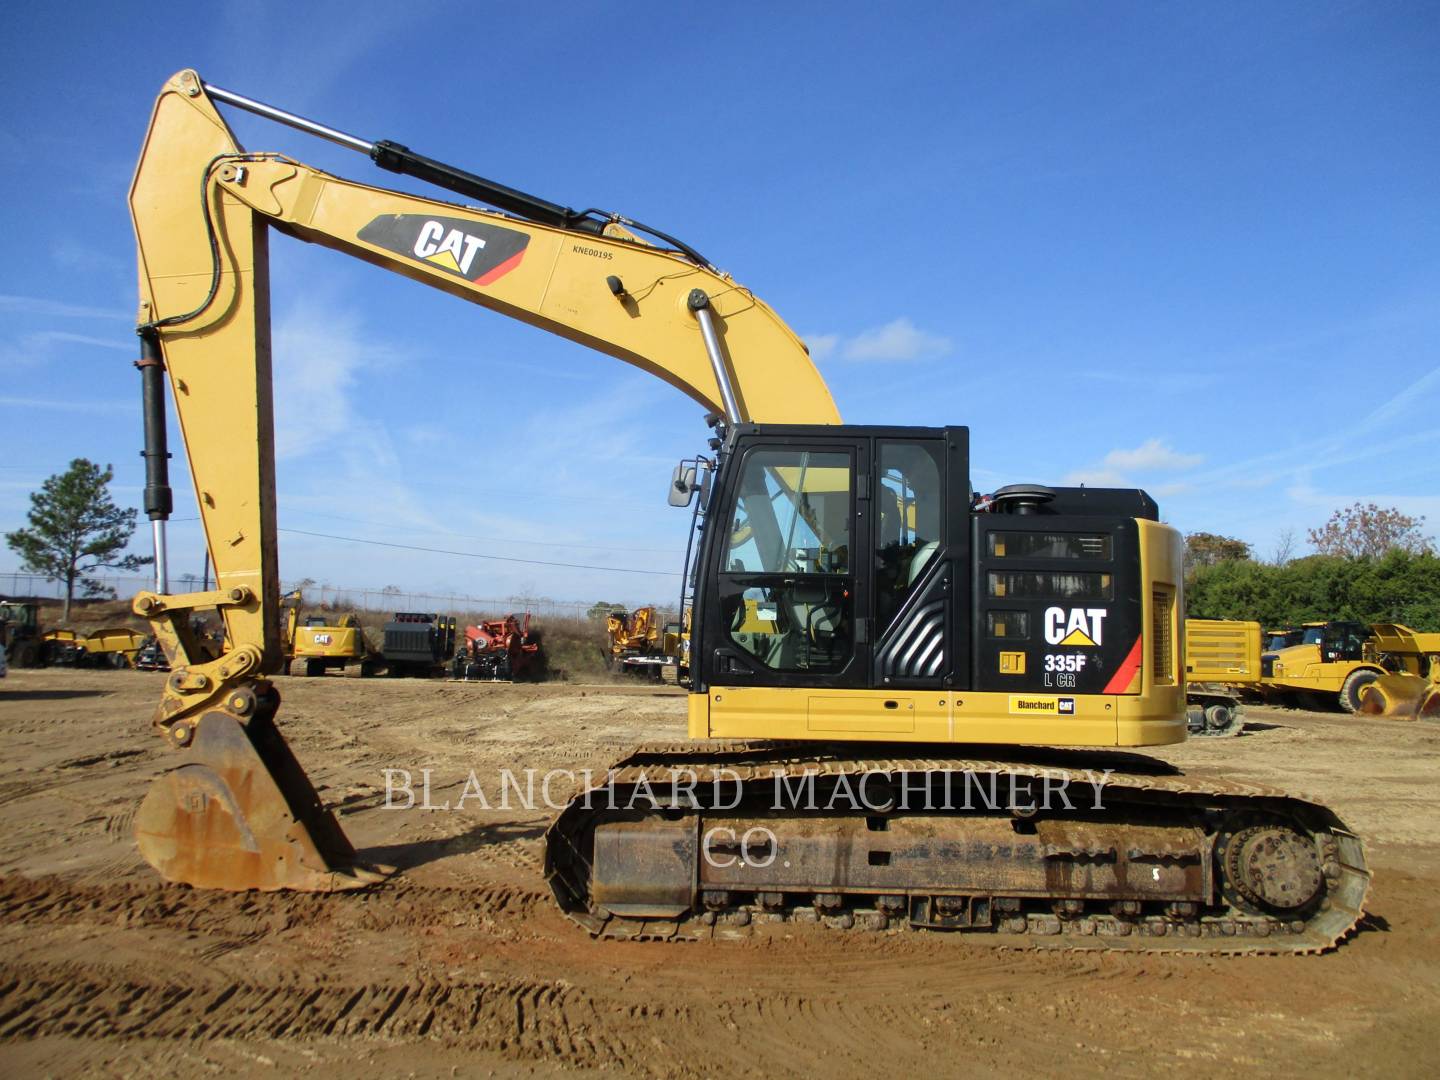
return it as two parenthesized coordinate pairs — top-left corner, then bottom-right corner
(125, 70), (1368, 951)
(281, 591), (378, 677)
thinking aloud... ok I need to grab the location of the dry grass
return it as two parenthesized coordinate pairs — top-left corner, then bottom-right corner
(302, 601), (615, 680)
(35, 598), (145, 632)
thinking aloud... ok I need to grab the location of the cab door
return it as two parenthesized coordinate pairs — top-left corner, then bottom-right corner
(702, 438), (871, 735)
(867, 437), (959, 739)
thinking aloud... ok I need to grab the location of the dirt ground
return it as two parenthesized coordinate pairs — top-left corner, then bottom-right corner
(0, 669), (1437, 1078)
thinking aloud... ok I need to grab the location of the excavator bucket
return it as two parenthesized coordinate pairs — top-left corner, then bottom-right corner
(135, 707), (390, 891)
(1357, 673), (1440, 722)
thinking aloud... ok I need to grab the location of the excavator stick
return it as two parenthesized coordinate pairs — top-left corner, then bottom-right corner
(1357, 672), (1440, 721)
(135, 685), (390, 891)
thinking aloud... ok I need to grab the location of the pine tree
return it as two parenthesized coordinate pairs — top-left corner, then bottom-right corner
(5, 459), (152, 621)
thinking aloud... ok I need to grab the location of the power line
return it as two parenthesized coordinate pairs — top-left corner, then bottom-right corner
(277, 506), (682, 555)
(166, 516), (685, 565)
(276, 527), (682, 577)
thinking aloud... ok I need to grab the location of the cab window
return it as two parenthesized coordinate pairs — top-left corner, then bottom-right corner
(875, 441), (943, 632)
(722, 448), (853, 673)
(725, 450), (850, 574)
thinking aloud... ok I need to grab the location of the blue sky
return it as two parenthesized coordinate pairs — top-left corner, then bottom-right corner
(2, 1), (1437, 606)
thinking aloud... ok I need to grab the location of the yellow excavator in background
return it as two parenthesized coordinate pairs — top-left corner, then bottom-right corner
(281, 591), (378, 677)
(124, 70), (1367, 952)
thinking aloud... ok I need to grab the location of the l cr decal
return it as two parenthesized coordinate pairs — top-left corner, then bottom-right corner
(357, 214), (529, 285)
(1044, 607), (1107, 647)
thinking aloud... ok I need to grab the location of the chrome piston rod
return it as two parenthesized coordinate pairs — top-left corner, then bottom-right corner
(200, 79), (615, 239)
(202, 81), (375, 154)
(687, 290), (743, 424)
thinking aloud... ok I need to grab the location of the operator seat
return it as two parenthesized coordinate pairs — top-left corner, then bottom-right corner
(907, 540), (940, 586)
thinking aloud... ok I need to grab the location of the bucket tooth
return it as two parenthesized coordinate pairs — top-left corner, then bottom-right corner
(135, 708), (387, 892)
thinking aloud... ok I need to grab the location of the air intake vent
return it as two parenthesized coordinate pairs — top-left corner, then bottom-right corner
(1151, 588), (1175, 685)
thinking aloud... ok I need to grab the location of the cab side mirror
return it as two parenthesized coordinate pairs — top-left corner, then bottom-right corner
(669, 464), (698, 507)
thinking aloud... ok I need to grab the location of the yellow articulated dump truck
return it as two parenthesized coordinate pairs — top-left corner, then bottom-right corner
(1260, 621), (1439, 717)
(1183, 619), (1261, 737)
(1355, 625), (1440, 720)
(42, 626), (149, 669)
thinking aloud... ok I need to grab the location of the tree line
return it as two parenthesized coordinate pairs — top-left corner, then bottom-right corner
(6, 461), (1436, 634)
(1185, 504), (1438, 631)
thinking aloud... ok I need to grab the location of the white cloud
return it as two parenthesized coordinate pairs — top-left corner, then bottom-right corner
(1152, 481), (1193, 498)
(844, 318), (951, 362)
(801, 317), (952, 364)
(271, 300), (398, 461)
(1101, 438), (1204, 473)
(0, 396), (128, 413)
(1285, 481), (1440, 520)
(0, 328), (135, 369)
(403, 424), (447, 447)
(1348, 363), (1440, 437)
(1063, 439), (1203, 487)
(26, 331), (131, 351)
(803, 333), (839, 360)
(0, 293), (131, 368)
(1060, 467), (1129, 488)
(0, 294), (129, 320)
(1078, 369), (1218, 393)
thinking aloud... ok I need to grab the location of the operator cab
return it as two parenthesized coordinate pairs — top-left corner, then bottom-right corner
(674, 424), (1164, 708)
(1307, 620), (1370, 663)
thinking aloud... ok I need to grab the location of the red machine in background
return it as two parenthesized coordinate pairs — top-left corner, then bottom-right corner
(452, 613), (545, 681)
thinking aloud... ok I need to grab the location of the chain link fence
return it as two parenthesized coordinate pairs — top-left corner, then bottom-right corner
(0, 572), (596, 620)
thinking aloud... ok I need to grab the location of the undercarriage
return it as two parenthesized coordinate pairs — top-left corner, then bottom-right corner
(546, 742), (1370, 954)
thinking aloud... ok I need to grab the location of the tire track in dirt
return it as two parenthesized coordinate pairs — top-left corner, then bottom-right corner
(0, 875), (1082, 1078)
(0, 960), (684, 1071)
(0, 875), (546, 939)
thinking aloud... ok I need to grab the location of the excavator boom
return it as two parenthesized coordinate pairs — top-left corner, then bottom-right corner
(128, 70), (837, 891)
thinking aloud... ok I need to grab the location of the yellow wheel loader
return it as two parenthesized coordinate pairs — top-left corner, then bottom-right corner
(0, 600), (44, 668)
(119, 70), (1368, 950)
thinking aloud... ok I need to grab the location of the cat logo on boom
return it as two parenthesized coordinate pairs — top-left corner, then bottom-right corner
(1044, 607), (1107, 647)
(412, 221), (487, 275)
(356, 213), (530, 285)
